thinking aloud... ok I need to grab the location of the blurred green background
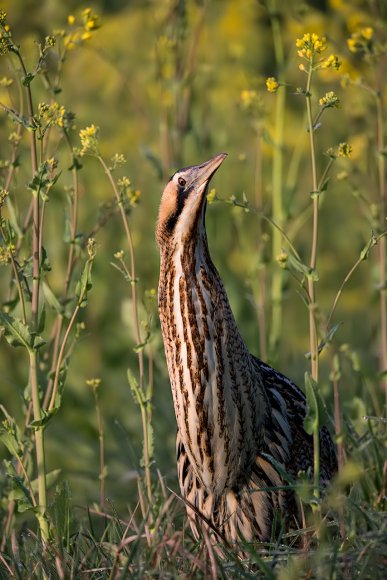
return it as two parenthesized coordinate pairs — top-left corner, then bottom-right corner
(0, 0), (385, 517)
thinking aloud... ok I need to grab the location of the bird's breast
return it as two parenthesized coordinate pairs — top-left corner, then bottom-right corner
(159, 249), (263, 494)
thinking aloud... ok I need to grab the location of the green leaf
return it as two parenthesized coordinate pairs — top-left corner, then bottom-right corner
(133, 331), (151, 353)
(41, 246), (52, 272)
(31, 469), (61, 493)
(29, 408), (59, 430)
(320, 178), (330, 193)
(127, 368), (143, 406)
(38, 303), (46, 334)
(22, 72), (35, 86)
(0, 430), (22, 458)
(304, 373), (326, 435)
(303, 372), (319, 436)
(287, 254), (319, 282)
(0, 311), (33, 350)
(75, 260), (93, 308)
(50, 481), (72, 546)
(42, 281), (64, 316)
(63, 208), (72, 244)
(1, 104), (36, 130)
(8, 473), (34, 513)
(360, 233), (377, 261)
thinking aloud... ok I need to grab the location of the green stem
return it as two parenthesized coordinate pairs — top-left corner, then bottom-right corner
(269, 8), (285, 362)
(29, 349), (49, 540)
(14, 48), (49, 540)
(305, 62), (321, 510)
(48, 258), (94, 412)
(305, 64), (319, 386)
(92, 386), (105, 511)
(375, 94), (387, 413)
(43, 134), (79, 410)
(97, 156), (152, 502)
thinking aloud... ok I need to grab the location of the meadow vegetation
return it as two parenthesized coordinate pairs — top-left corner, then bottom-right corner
(0, 0), (386, 577)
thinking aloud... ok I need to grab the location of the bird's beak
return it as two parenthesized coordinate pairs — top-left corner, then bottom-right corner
(190, 153), (227, 193)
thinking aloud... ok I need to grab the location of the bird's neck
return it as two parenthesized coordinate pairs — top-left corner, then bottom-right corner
(158, 234), (267, 494)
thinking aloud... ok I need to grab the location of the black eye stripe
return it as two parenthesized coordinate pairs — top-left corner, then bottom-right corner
(166, 186), (192, 233)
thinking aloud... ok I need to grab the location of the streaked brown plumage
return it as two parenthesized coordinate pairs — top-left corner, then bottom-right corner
(156, 154), (337, 548)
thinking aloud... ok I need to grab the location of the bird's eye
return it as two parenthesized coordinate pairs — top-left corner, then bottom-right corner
(178, 177), (186, 187)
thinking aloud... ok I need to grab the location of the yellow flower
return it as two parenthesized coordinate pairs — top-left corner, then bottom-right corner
(266, 77), (279, 93)
(347, 28), (373, 54)
(319, 91), (340, 108)
(38, 102), (66, 129)
(117, 176), (131, 189)
(276, 251), (288, 269)
(0, 188), (8, 207)
(240, 89), (257, 107)
(321, 54), (341, 70)
(0, 76), (12, 87)
(82, 8), (100, 31)
(0, 9), (6, 25)
(207, 188), (217, 204)
(361, 27), (373, 40)
(296, 33), (327, 60)
(45, 35), (56, 48)
(79, 124), (99, 155)
(68, 15), (75, 26)
(0, 243), (15, 266)
(86, 378), (101, 389)
(338, 142), (352, 158)
(110, 153), (126, 169)
(87, 237), (96, 258)
(0, 37), (10, 55)
(114, 250), (124, 260)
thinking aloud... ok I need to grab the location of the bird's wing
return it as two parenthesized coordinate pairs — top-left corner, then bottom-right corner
(252, 356), (337, 482)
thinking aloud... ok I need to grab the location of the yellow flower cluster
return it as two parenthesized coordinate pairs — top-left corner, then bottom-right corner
(347, 28), (374, 53)
(0, 76), (12, 87)
(0, 188), (8, 207)
(0, 243), (15, 266)
(276, 251), (288, 269)
(296, 33), (327, 59)
(79, 124), (99, 156)
(87, 237), (96, 258)
(0, 37), (9, 55)
(82, 8), (100, 32)
(38, 102), (66, 128)
(338, 142), (352, 158)
(0, 9), (6, 25)
(321, 54), (341, 70)
(240, 89), (257, 108)
(319, 91), (340, 108)
(117, 176), (141, 207)
(207, 188), (217, 204)
(61, 8), (100, 49)
(114, 250), (125, 260)
(110, 153), (126, 170)
(44, 35), (56, 48)
(266, 77), (279, 93)
(86, 378), (101, 389)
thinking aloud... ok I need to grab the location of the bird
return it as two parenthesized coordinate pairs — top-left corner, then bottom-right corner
(156, 153), (337, 549)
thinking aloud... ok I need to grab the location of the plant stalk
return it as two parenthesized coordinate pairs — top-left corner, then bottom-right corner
(269, 8), (285, 362)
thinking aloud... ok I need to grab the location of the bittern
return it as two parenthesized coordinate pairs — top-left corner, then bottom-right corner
(156, 154), (337, 547)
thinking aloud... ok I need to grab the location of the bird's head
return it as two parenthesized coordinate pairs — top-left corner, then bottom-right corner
(156, 153), (227, 248)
